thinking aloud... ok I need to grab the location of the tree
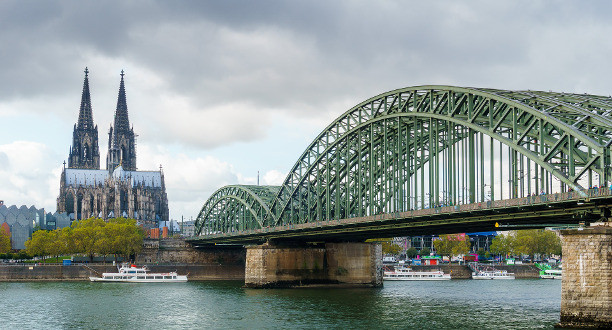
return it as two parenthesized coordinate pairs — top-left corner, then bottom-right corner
(406, 247), (419, 259)
(420, 247), (431, 256)
(381, 241), (402, 255)
(451, 235), (471, 258)
(476, 248), (486, 259)
(71, 218), (105, 262)
(433, 234), (471, 262)
(46, 230), (65, 262)
(25, 230), (51, 258)
(433, 235), (453, 260)
(490, 232), (514, 258)
(0, 226), (11, 254)
(513, 229), (561, 261)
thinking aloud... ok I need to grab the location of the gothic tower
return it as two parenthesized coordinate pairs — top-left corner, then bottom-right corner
(107, 70), (137, 172)
(68, 67), (100, 169)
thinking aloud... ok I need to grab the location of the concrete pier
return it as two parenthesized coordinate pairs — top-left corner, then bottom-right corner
(558, 224), (612, 328)
(245, 242), (382, 288)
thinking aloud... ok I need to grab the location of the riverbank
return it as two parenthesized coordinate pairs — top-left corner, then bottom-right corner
(0, 263), (245, 281)
(1, 263), (540, 281)
(403, 264), (541, 279)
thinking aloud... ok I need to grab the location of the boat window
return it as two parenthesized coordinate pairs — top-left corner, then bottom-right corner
(137, 276), (145, 279)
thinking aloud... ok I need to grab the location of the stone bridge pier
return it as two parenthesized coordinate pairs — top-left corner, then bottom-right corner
(558, 223), (612, 328)
(244, 241), (382, 288)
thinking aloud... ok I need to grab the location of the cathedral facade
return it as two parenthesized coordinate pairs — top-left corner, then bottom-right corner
(57, 68), (169, 227)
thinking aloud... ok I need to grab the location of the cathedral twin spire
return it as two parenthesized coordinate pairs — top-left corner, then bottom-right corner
(68, 68), (136, 172)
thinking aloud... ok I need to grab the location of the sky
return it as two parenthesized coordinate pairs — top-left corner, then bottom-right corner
(1, 0), (612, 221)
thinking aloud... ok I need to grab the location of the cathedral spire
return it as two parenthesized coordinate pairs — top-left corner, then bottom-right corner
(77, 67), (94, 130)
(114, 70), (130, 133)
(107, 70), (137, 172)
(68, 67), (100, 170)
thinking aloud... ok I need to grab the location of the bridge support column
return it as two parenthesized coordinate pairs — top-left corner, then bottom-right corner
(558, 224), (612, 328)
(245, 242), (382, 288)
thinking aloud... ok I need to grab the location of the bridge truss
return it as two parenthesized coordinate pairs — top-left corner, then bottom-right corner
(195, 86), (612, 236)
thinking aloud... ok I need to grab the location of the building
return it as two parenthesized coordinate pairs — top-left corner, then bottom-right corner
(0, 204), (70, 249)
(56, 68), (169, 228)
(180, 220), (196, 237)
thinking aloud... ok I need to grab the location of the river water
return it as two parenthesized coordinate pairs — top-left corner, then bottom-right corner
(0, 279), (561, 329)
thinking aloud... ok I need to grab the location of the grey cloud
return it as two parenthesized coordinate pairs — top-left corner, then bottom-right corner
(2, 0), (612, 148)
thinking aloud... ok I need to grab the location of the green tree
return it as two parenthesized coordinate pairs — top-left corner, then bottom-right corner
(513, 229), (562, 261)
(71, 218), (105, 262)
(433, 234), (471, 262)
(433, 235), (453, 260)
(25, 230), (51, 258)
(420, 247), (431, 256)
(406, 247), (419, 259)
(490, 233), (514, 258)
(0, 227), (11, 254)
(381, 241), (402, 255)
(476, 248), (486, 259)
(46, 230), (65, 262)
(452, 235), (471, 258)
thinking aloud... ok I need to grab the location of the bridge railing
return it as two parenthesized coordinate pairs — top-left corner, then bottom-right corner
(199, 187), (612, 239)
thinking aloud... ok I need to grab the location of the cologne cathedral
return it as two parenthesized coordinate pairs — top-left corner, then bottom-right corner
(56, 68), (169, 227)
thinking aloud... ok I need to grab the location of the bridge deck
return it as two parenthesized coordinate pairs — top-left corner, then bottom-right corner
(188, 188), (612, 245)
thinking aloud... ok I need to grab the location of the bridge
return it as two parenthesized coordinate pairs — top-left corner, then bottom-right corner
(188, 86), (612, 327)
(191, 85), (612, 241)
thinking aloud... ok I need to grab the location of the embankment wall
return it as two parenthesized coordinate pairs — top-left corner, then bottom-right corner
(0, 264), (244, 281)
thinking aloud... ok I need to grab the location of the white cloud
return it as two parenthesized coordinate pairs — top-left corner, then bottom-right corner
(137, 143), (238, 220)
(0, 141), (61, 211)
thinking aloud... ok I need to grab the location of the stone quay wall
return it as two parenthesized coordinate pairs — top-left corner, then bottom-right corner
(1, 238), (247, 281)
(410, 265), (472, 279)
(0, 264), (244, 281)
(136, 238), (246, 265)
(558, 225), (611, 328)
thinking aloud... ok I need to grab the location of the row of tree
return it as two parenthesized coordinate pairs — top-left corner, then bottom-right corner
(380, 229), (561, 261)
(489, 229), (561, 260)
(25, 217), (145, 262)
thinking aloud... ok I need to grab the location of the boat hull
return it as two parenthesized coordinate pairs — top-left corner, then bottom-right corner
(89, 276), (188, 283)
(383, 276), (451, 281)
(539, 275), (562, 280)
(472, 275), (515, 280)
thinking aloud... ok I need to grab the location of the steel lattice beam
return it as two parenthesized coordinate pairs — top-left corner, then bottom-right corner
(194, 86), (612, 236)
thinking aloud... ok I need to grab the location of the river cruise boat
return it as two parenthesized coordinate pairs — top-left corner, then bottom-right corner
(472, 270), (515, 280)
(540, 269), (562, 279)
(383, 266), (451, 281)
(89, 263), (188, 283)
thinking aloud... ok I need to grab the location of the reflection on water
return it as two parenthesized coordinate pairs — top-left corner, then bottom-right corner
(0, 279), (560, 329)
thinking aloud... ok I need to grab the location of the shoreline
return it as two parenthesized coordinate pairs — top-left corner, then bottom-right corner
(0, 263), (245, 281)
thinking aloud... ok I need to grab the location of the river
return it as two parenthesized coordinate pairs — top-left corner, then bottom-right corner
(0, 279), (561, 329)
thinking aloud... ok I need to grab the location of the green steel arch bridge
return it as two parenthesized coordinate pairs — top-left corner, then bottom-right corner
(189, 86), (612, 245)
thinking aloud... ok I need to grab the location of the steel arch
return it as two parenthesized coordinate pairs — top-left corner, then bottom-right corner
(196, 86), (612, 235)
(194, 185), (279, 235)
(268, 86), (612, 225)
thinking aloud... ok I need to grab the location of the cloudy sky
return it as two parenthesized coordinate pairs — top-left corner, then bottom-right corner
(1, 0), (611, 221)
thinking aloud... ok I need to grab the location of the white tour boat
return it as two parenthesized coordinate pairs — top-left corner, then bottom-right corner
(472, 269), (515, 280)
(540, 269), (562, 279)
(89, 263), (188, 283)
(383, 266), (451, 281)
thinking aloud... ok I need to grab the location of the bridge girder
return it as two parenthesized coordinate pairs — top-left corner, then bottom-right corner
(195, 86), (612, 236)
